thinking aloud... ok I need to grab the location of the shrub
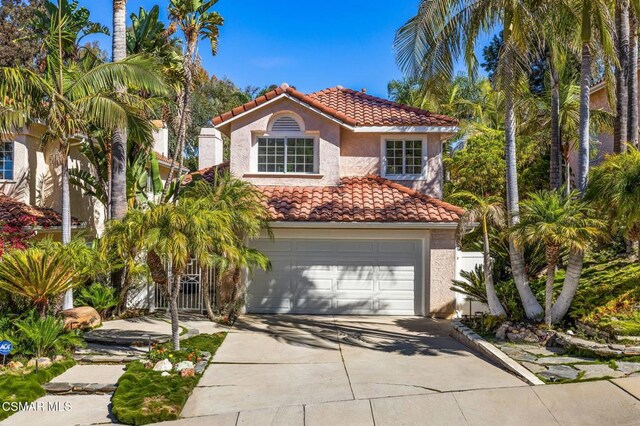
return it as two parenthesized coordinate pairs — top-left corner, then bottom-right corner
(75, 283), (118, 316)
(13, 314), (84, 358)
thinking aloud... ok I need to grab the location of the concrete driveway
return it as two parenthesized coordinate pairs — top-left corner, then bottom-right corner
(182, 315), (526, 419)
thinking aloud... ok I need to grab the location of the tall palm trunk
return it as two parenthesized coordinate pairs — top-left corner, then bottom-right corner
(615, 0), (630, 153)
(551, 250), (584, 322)
(61, 150), (73, 310)
(549, 58), (562, 190)
(169, 274), (181, 351)
(111, 0), (127, 220)
(578, 0), (592, 196)
(629, 11), (639, 148)
(503, 30), (544, 319)
(482, 218), (506, 316)
(543, 246), (561, 327)
(162, 37), (197, 202)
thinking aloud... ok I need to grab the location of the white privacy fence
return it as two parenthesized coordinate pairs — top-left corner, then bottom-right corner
(454, 250), (489, 318)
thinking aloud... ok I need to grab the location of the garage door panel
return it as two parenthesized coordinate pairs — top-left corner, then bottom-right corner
(252, 240), (293, 252)
(247, 238), (422, 315)
(336, 279), (374, 291)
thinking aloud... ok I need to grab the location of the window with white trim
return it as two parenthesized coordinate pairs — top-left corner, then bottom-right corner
(385, 139), (423, 176)
(257, 137), (315, 173)
(0, 141), (14, 180)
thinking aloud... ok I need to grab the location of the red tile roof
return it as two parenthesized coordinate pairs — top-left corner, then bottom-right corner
(182, 161), (230, 185)
(0, 195), (82, 228)
(260, 175), (463, 223)
(212, 85), (458, 128)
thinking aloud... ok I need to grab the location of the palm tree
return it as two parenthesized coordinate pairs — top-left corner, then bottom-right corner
(576, 0), (615, 195)
(629, 8), (639, 148)
(587, 147), (640, 262)
(395, 0), (544, 319)
(0, 2), (166, 308)
(182, 173), (271, 319)
(111, 0), (128, 220)
(0, 247), (86, 317)
(615, 0), (631, 154)
(162, 0), (224, 201)
(450, 191), (507, 317)
(511, 190), (603, 325)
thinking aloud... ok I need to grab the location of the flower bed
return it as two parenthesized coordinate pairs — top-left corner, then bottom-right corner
(111, 332), (226, 425)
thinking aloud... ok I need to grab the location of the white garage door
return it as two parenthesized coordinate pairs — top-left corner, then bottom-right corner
(247, 238), (422, 315)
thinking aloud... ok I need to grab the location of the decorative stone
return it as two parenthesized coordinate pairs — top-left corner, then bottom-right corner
(52, 355), (65, 363)
(522, 361), (547, 373)
(194, 360), (207, 375)
(174, 361), (194, 372)
(537, 356), (596, 365)
(495, 323), (510, 340)
(615, 361), (640, 374)
(592, 347), (623, 357)
(161, 371), (170, 377)
(622, 347), (640, 356)
(7, 361), (23, 370)
(27, 357), (52, 369)
(575, 364), (625, 379)
(180, 368), (195, 377)
(44, 382), (72, 393)
(60, 306), (101, 330)
(152, 359), (173, 372)
(539, 365), (579, 381)
(518, 345), (564, 357)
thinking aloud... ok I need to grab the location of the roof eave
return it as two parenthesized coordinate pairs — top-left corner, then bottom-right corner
(268, 221), (459, 229)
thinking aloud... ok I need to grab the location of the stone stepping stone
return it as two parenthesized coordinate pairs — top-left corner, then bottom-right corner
(516, 345), (565, 356)
(499, 346), (537, 362)
(536, 356), (596, 365)
(522, 361), (547, 373)
(539, 365), (579, 381)
(615, 361), (640, 374)
(575, 364), (625, 379)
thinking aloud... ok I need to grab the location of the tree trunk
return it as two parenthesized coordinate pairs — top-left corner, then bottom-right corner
(61, 154), (73, 310)
(629, 11), (639, 148)
(544, 246), (560, 327)
(169, 274), (181, 351)
(482, 220), (506, 316)
(202, 265), (215, 320)
(503, 29), (544, 319)
(578, 2), (592, 196)
(551, 250), (584, 323)
(549, 57), (562, 190)
(615, 0), (630, 153)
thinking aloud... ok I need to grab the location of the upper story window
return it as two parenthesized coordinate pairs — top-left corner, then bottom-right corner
(257, 137), (314, 173)
(383, 139), (424, 177)
(0, 141), (14, 180)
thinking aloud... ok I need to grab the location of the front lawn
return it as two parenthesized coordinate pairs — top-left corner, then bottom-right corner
(0, 359), (76, 421)
(111, 332), (226, 425)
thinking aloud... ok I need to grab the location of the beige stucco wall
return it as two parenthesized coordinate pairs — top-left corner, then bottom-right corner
(428, 229), (457, 318)
(340, 130), (445, 198)
(228, 97), (342, 186)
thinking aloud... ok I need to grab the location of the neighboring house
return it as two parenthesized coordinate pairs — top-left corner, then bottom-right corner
(194, 83), (465, 318)
(589, 75), (640, 164)
(0, 121), (185, 238)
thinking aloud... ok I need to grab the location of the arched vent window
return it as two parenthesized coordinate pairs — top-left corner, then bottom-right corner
(271, 116), (301, 132)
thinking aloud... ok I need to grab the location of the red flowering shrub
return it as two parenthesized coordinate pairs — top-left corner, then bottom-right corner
(0, 215), (36, 256)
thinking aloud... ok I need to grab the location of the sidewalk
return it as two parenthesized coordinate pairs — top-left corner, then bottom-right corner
(154, 377), (640, 426)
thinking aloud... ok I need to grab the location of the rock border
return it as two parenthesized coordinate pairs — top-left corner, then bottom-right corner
(554, 332), (640, 357)
(451, 320), (545, 386)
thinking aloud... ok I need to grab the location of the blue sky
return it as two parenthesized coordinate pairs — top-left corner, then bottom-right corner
(82, 1), (494, 99)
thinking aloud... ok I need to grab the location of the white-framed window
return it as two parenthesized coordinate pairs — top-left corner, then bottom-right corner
(382, 138), (426, 178)
(0, 141), (14, 180)
(257, 137), (315, 173)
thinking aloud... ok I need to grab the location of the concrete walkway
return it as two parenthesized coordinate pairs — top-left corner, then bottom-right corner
(170, 315), (640, 426)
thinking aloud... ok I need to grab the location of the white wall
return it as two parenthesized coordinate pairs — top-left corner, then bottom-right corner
(454, 250), (488, 317)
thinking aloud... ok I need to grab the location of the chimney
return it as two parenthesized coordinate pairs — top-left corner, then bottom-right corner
(199, 127), (224, 170)
(151, 120), (168, 157)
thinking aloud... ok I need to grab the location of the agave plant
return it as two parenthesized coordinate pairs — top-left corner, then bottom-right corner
(0, 246), (87, 317)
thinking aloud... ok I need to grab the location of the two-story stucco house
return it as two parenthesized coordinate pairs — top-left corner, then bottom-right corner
(193, 84), (465, 318)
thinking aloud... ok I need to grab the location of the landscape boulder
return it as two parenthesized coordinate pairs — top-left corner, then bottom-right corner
(61, 306), (101, 330)
(27, 357), (52, 369)
(174, 361), (195, 372)
(7, 361), (23, 370)
(153, 359), (173, 372)
(180, 368), (195, 377)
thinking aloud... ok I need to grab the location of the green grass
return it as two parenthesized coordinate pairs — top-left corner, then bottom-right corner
(0, 359), (76, 421)
(111, 332), (226, 425)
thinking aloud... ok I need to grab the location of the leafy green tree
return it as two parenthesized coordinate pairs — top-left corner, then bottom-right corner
(587, 148), (640, 262)
(451, 191), (507, 316)
(0, 0), (44, 68)
(511, 190), (603, 325)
